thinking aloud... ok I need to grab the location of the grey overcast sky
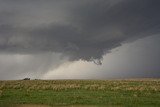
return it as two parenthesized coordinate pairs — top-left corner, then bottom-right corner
(0, 0), (160, 80)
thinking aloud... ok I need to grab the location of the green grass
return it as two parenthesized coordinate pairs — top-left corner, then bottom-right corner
(0, 79), (160, 107)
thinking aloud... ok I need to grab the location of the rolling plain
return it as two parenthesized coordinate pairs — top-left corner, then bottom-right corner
(0, 79), (160, 107)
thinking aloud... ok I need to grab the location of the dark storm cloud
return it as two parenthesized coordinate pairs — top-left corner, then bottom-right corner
(0, 0), (160, 64)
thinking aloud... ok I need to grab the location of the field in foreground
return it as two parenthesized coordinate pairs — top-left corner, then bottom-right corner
(0, 79), (160, 107)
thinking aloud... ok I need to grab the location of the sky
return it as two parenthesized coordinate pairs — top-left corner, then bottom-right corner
(0, 0), (160, 80)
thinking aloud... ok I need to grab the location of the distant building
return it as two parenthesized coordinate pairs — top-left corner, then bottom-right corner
(23, 78), (30, 80)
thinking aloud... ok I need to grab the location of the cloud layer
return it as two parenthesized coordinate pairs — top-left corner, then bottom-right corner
(0, 0), (160, 63)
(0, 0), (160, 80)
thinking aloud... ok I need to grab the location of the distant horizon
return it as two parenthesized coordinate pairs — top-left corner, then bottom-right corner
(1, 77), (160, 81)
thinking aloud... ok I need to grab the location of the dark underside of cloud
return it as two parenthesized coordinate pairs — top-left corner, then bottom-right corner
(0, 0), (160, 64)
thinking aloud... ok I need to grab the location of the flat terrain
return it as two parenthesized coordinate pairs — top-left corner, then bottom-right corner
(0, 79), (160, 107)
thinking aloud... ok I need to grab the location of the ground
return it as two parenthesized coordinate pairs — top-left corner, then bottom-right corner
(0, 79), (160, 107)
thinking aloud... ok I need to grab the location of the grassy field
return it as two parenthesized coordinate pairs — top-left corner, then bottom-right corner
(0, 79), (160, 107)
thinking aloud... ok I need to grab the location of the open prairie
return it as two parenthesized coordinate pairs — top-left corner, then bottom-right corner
(0, 79), (160, 107)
